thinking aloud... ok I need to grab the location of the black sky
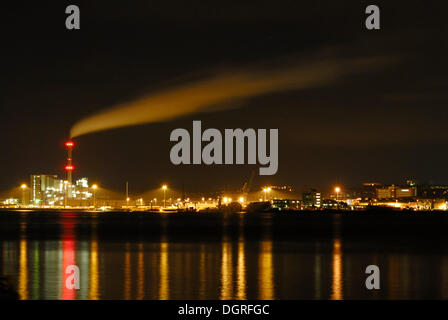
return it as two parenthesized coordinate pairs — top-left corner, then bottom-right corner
(2, 1), (448, 195)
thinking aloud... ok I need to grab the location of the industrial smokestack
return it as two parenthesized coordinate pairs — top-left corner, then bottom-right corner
(65, 140), (75, 198)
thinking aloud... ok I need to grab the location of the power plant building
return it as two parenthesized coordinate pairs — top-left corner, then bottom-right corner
(30, 174), (63, 205)
(30, 174), (92, 205)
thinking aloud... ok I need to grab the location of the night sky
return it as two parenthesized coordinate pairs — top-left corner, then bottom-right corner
(2, 1), (448, 195)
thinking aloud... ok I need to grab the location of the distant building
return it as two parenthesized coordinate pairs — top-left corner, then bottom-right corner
(30, 174), (63, 205)
(395, 187), (416, 198)
(302, 189), (321, 208)
(270, 185), (293, 192)
(376, 184), (416, 199)
(272, 199), (301, 210)
(73, 178), (92, 200)
(3, 198), (19, 205)
(417, 185), (448, 199)
(267, 185), (295, 200)
(376, 185), (394, 199)
(30, 174), (92, 205)
(361, 182), (382, 199)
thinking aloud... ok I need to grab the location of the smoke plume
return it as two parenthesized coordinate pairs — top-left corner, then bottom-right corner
(70, 55), (393, 138)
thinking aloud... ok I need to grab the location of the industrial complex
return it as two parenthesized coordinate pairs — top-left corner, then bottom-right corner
(2, 141), (448, 212)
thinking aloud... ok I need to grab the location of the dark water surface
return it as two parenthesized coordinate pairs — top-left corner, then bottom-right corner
(1, 210), (448, 300)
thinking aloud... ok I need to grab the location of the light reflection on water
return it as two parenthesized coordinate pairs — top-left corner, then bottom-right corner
(331, 214), (342, 300)
(89, 224), (99, 300)
(2, 211), (448, 299)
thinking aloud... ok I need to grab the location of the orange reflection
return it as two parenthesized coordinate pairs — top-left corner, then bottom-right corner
(124, 242), (131, 299)
(258, 240), (274, 300)
(18, 223), (28, 300)
(159, 241), (169, 300)
(32, 243), (40, 299)
(236, 234), (246, 300)
(137, 242), (145, 300)
(330, 238), (343, 300)
(220, 238), (233, 300)
(388, 254), (408, 299)
(89, 225), (99, 300)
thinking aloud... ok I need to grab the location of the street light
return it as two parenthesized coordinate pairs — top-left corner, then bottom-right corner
(263, 187), (272, 201)
(20, 184), (27, 206)
(162, 185), (167, 208)
(92, 184), (98, 208)
(335, 187), (341, 210)
(335, 187), (341, 200)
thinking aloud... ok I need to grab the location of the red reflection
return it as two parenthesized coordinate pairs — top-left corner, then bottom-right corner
(62, 221), (76, 300)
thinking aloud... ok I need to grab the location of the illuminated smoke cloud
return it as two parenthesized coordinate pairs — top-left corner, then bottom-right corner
(70, 56), (393, 138)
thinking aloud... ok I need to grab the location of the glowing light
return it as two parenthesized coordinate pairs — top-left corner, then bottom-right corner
(159, 242), (169, 299)
(20, 184), (27, 189)
(239, 197), (244, 203)
(89, 230), (99, 300)
(258, 240), (274, 299)
(263, 187), (271, 201)
(335, 187), (341, 193)
(223, 197), (228, 204)
(65, 141), (74, 148)
(64, 165), (74, 171)
(236, 234), (246, 300)
(18, 234), (28, 299)
(331, 238), (343, 300)
(162, 185), (167, 190)
(62, 222), (76, 300)
(220, 238), (233, 299)
(92, 184), (98, 189)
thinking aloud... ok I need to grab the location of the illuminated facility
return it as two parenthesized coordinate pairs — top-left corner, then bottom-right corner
(20, 141), (92, 206)
(30, 175), (92, 206)
(2, 139), (448, 212)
